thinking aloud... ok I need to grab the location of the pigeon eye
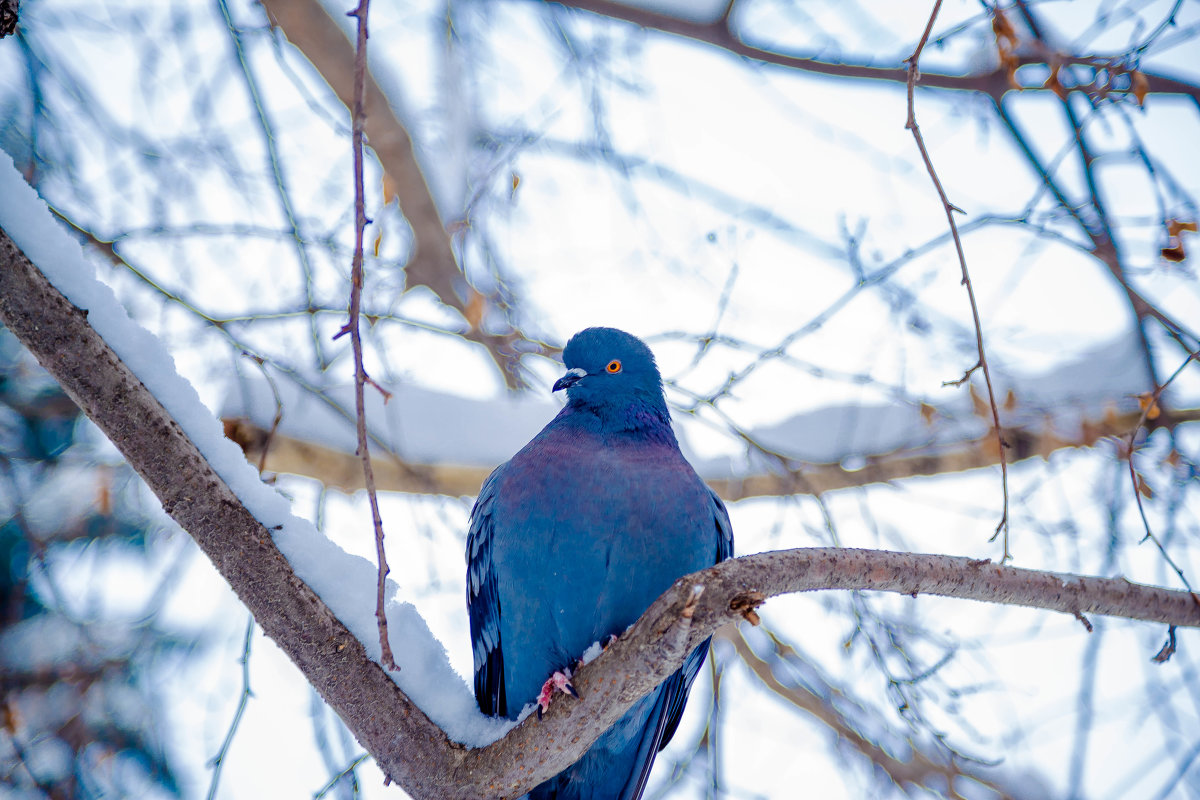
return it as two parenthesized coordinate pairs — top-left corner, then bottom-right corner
(606, 359), (622, 374)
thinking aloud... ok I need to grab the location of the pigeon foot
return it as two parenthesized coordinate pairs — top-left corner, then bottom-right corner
(536, 667), (577, 719)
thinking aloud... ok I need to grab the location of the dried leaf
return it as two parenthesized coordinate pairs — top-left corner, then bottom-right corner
(1138, 393), (1161, 420)
(1003, 388), (1017, 411)
(991, 7), (1019, 50)
(969, 384), (990, 419)
(990, 7), (1021, 88)
(464, 290), (486, 333)
(1167, 219), (1198, 237)
(919, 402), (937, 425)
(1044, 68), (1069, 101)
(1161, 219), (1196, 262)
(1165, 449), (1181, 468)
(97, 474), (112, 515)
(1136, 473), (1154, 499)
(373, 229), (383, 258)
(382, 172), (398, 205)
(511, 171), (521, 195)
(1161, 243), (1186, 262)
(1130, 70), (1149, 107)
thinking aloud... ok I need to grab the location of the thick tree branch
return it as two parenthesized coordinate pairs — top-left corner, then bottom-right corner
(2, 226), (1197, 800)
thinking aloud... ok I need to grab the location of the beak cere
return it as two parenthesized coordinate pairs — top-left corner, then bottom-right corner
(552, 367), (587, 393)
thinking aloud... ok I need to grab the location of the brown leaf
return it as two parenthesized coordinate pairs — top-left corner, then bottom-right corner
(97, 474), (112, 515)
(382, 172), (399, 206)
(1138, 393), (1161, 420)
(1044, 68), (1069, 101)
(919, 402), (937, 425)
(1136, 473), (1154, 499)
(1161, 242), (1187, 262)
(969, 384), (991, 419)
(373, 229), (383, 258)
(1003, 388), (1017, 411)
(1130, 70), (1149, 107)
(1167, 219), (1198, 237)
(464, 289), (486, 333)
(991, 7), (1019, 50)
(1161, 219), (1196, 262)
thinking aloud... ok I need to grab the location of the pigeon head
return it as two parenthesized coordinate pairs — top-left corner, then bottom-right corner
(552, 327), (669, 424)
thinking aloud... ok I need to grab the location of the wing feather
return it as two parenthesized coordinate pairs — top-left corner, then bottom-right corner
(467, 466), (507, 717)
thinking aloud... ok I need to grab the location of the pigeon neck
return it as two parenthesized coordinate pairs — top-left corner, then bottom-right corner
(563, 395), (677, 443)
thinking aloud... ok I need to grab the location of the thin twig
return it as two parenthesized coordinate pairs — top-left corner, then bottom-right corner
(337, 0), (397, 672)
(905, 0), (1012, 562)
(1125, 350), (1200, 597)
(206, 616), (256, 800)
(314, 753), (371, 799)
(214, 0), (327, 367)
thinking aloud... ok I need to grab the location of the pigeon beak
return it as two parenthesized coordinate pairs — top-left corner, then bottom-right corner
(552, 367), (586, 393)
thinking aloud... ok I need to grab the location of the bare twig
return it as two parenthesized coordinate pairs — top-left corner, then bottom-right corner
(1125, 350), (1200, 598)
(205, 616), (256, 800)
(905, 1), (1011, 562)
(215, 0), (327, 367)
(335, 0), (397, 673)
(314, 753), (370, 800)
(723, 626), (1021, 800)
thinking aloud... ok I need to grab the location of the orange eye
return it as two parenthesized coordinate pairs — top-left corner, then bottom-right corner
(605, 359), (622, 374)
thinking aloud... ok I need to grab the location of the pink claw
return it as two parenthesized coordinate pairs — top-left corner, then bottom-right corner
(536, 667), (576, 719)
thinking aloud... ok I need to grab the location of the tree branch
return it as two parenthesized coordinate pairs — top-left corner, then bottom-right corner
(223, 403), (1200, 501)
(905, 0), (1010, 561)
(260, 0), (548, 388)
(2, 225), (1197, 800)
(543, 0), (1200, 104)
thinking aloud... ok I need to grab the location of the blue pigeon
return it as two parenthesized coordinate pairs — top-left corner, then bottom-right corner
(467, 327), (734, 799)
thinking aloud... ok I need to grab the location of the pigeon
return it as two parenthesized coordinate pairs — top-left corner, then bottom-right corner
(467, 327), (734, 799)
